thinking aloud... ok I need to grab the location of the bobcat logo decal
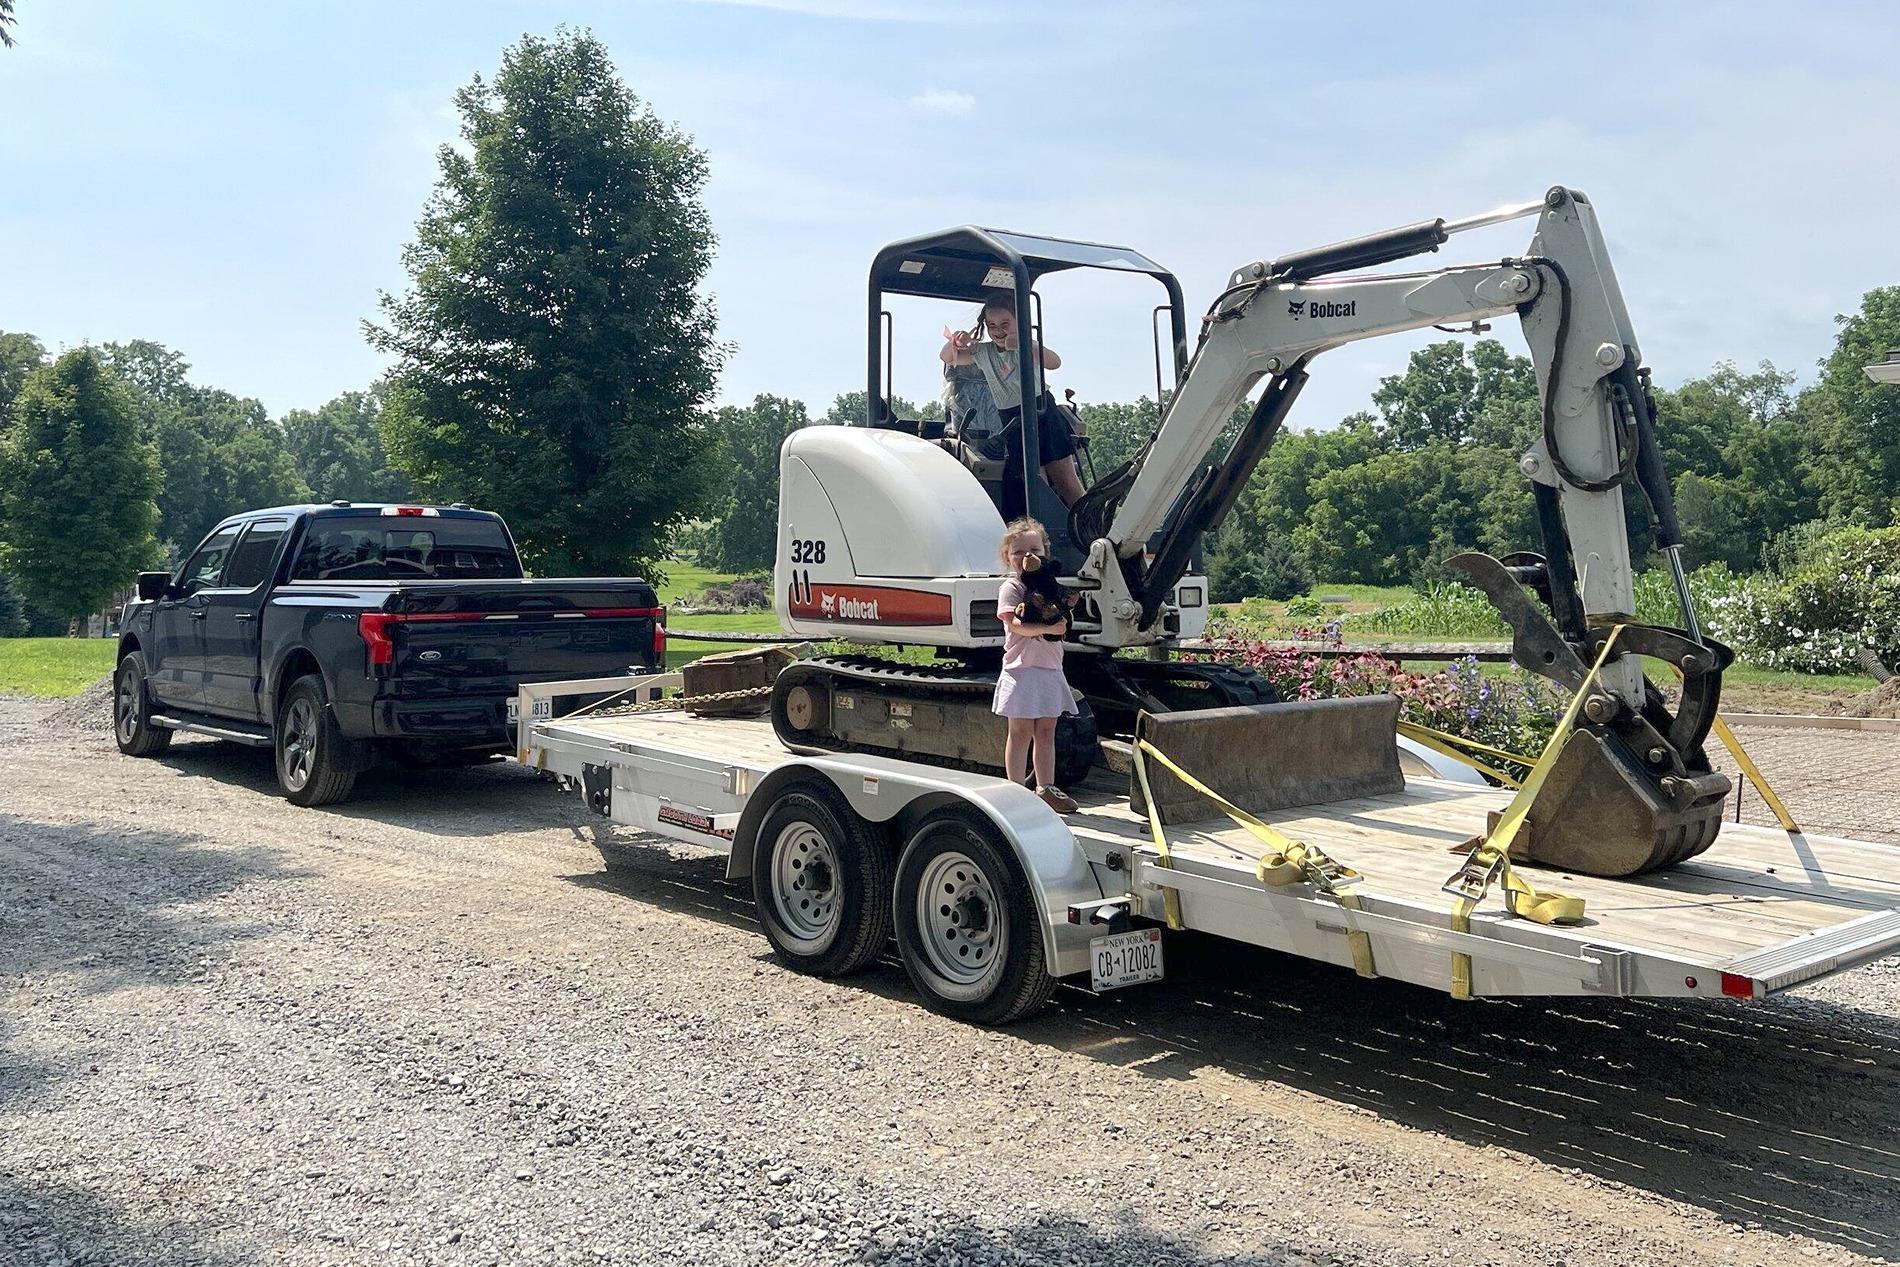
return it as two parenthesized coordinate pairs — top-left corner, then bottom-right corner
(1287, 300), (1306, 319)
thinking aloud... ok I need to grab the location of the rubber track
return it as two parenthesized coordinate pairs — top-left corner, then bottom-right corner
(773, 657), (1100, 786)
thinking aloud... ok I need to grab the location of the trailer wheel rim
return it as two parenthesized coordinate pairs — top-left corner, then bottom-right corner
(770, 820), (841, 950)
(282, 697), (317, 791)
(915, 850), (1005, 989)
(116, 669), (140, 743)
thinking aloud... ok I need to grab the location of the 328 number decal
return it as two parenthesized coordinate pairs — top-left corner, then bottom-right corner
(789, 538), (827, 564)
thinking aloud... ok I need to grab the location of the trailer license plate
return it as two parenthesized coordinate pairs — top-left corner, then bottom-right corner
(1090, 928), (1164, 992)
(506, 699), (519, 724)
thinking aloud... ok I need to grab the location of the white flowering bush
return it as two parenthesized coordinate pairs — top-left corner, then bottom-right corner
(1634, 529), (1900, 672)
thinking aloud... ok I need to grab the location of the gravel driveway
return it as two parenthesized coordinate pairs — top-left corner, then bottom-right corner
(3, 695), (1897, 1267)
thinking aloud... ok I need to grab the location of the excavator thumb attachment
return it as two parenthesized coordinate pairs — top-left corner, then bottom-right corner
(1133, 695), (1405, 824)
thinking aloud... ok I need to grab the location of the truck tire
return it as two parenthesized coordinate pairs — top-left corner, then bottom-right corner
(275, 674), (358, 807)
(114, 651), (173, 757)
(752, 784), (893, 977)
(893, 811), (1056, 1025)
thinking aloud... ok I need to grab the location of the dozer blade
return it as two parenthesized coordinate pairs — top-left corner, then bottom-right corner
(1133, 695), (1405, 825)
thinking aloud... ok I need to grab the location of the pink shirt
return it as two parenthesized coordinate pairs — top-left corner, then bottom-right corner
(997, 577), (1066, 672)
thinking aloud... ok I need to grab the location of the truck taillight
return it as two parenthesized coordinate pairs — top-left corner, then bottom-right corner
(358, 612), (396, 666)
(654, 607), (667, 661)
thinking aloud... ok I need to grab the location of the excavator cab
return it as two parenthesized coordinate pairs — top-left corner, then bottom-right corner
(864, 228), (1190, 570)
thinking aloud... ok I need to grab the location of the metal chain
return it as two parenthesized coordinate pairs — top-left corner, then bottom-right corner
(589, 684), (776, 719)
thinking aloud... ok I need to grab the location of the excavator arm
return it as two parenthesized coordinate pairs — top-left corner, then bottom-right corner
(1078, 186), (1731, 875)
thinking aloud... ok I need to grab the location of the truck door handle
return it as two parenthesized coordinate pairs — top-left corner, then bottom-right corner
(189, 609), (207, 620)
(235, 613), (256, 622)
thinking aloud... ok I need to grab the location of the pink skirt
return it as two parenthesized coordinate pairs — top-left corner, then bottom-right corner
(992, 667), (1079, 719)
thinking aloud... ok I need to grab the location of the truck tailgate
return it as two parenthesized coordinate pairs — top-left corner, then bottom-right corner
(371, 580), (662, 686)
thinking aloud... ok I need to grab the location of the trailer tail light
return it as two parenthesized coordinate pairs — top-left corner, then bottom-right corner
(358, 612), (397, 665)
(1719, 972), (1758, 999)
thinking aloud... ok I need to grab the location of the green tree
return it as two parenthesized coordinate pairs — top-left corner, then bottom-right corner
(1646, 361), (1813, 569)
(1802, 287), (1900, 526)
(97, 341), (309, 554)
(1076, 396), (1165, 475)
(0, 0), (16, 48)
(369, 28), (723, 577)
(0, 351), (161, 621)
(1371, 338), (1539, 450)
(706, 394), (808, 572)
(0, 331), (47, 416)
(282, 388), (413, 503)
(821, 390), (923, 428)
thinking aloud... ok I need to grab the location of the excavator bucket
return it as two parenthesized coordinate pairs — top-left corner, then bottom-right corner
(1133, 695), (1406, 824)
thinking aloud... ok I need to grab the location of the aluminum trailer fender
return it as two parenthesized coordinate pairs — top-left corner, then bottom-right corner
(729, 753), (1104, 978)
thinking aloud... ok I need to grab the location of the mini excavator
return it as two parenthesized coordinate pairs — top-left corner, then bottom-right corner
(770, 187), (1733, 877)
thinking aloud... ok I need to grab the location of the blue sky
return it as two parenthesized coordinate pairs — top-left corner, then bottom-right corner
(4, 1), (1898, 433)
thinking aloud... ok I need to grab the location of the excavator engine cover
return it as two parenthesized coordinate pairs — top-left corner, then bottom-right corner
(1133, 695), (1405, 824)
(1523, 727), (1729, 876)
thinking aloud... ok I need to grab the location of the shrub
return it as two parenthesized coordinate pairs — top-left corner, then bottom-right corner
(1350, 581), (1509, 639)
(686, 574), (770, 613)
(1284, 594), (1324, 617)
(1192, 637), (1565, 770)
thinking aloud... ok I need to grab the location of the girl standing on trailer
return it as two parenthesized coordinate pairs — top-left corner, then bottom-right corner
(993, 517), (1079, 814)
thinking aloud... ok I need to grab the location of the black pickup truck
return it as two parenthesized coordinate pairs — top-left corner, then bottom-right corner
(114, 502), (664, 805)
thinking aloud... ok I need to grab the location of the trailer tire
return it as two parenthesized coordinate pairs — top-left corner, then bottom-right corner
(894, 812), (1056, 1025)
(275, 675), (358, 807)
(114, 652), (173, 757)
(752, 784), (892, 977)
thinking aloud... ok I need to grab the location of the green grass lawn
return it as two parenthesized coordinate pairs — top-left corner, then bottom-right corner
(0, 638), (118, 697)
(653, 561), (743, 605)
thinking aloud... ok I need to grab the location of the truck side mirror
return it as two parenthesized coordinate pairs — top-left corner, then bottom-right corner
(137, 571), (173, 601)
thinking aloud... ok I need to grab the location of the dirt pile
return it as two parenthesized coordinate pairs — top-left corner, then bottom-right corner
(44, 672), (117, 733)
(1829, 676), (1900, 719)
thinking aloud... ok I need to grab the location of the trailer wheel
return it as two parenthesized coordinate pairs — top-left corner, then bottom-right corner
(894, 812), (1055, 1025)
(114, 652), (172, 757)
(275, 675), (359, 807)
(752, 784), (892, 977)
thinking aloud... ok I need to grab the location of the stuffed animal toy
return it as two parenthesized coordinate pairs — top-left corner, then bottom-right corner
(1014, 553), (1072, 641)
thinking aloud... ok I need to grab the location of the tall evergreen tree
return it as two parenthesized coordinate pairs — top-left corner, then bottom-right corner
(368, 28), (724, 576)
(0, 350), (161, 621)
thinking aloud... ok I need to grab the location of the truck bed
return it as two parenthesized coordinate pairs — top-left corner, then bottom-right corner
(529, 704), (1900, 1001)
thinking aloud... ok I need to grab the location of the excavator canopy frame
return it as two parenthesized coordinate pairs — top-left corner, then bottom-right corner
(864, 227), (1190, 522)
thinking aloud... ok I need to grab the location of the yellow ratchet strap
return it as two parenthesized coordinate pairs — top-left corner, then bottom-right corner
(1441, 629), (1612, 1001)
(1662, 663), (1801, 836)
(1710, 716), (1801, 833)
(1395, 721), (1532, 788)
(1134, 737), (1377, 978)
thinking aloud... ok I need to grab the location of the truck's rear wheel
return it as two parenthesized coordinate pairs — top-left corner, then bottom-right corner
(752, 784), (892, 977)
(114, 652), (173, 757)
(275, 675), (358, 807)
(894, 813), (1055, 1025)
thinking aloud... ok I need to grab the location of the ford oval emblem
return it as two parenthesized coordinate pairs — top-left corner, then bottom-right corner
(419, 650), (442, 663)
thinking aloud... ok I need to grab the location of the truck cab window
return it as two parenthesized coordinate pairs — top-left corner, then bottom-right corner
(178, 525), (243, 596)
(222, 520), (290, 590)
(290, 516), (522, 581)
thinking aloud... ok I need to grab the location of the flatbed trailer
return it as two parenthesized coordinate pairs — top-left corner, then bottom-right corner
(515, 672), (1900, 1023)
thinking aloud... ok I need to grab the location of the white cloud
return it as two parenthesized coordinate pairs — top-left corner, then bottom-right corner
(907, 88), (976, 117)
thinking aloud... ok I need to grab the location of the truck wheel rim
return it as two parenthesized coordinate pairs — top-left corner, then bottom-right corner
(283, 698), (317, 790)
(916, 850), (1004, 989)
(116, 671), (139, 742)
(770, 821), (840, 949)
